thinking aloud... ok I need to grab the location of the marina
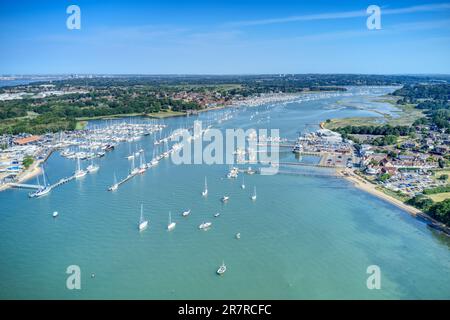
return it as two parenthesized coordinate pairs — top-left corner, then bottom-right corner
(1, 87), (449, 299)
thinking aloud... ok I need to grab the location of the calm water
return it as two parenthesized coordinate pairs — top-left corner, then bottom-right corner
(1, 87), (449, 299)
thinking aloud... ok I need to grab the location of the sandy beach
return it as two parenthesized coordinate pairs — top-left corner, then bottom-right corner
(338, 169), (422, 216)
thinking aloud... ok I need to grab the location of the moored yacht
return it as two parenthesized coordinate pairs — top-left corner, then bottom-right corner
(74, 157), (87, 179)
(251, 186), (257, 201)
(167, 211), (176, 231)
(108, 173), (119, 191)
(202, 177), (208, 197)
(182, 209), (191, 217)
(86, 160), (99, 173)
(221, 196), (229, 202)
(138, 204), (149, 231)
(199, 222), (212, 230)
(216, 261), (227, 275)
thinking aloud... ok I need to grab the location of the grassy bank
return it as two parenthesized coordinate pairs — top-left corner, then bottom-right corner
(324, 99), (423, 130)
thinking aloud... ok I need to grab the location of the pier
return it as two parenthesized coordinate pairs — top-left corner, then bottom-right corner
(9, 183), (42, 190)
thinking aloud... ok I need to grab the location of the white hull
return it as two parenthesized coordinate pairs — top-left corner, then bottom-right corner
(109, 184), (119, 191)
(74, 170), (87, 179)
(182, 210), (191, 217)
(139, 220), (148, 231)
(167, 222), (176, 231)
(87, 165), (99, 173)
(199, 222), (212, 229)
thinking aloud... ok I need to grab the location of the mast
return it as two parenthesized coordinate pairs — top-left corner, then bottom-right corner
(42, 167), (47, 187)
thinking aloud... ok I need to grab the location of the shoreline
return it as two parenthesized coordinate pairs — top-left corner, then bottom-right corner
(339, 169), (450, 235)
(0, 161), (42, 192)
(338, 169), (421, 216)
(75, 90), (345, 126)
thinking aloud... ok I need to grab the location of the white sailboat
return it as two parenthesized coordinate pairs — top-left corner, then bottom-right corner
(138, 204), (148, 231)
(167, 211), (176, 231)
(52, 211), (59, 218)
(241, 176), (245, 189)
(221, 195), (229, 202)
(108, 173), (119, 191)
(86, 159), (99, 173)
(127, 143), (134, 160)
(74, 157), (87, 179)
(182, 209), (191, 217)
(217, 261), (227, 275)
(29, 167), (51, 198)
(199, 222), (212, 230)
(251, 186), (257, 201)
(130, 156), (139, 175)
(138, 153), (146, 174)
(202, 177), (208, 197)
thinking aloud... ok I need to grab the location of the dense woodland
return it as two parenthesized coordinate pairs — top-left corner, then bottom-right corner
(394, 84), (450, 131)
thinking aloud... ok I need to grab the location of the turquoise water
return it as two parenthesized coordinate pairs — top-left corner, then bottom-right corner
(0, 87), (449, 299)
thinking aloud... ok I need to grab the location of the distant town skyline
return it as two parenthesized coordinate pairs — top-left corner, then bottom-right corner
(1, 0), (450, 74)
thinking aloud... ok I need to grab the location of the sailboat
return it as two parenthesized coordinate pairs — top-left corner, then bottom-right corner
(134, 145), (140, 157)
(74, 157), (87, 179)
(241, 176), (245, 189)
(138, 204), (148, 231)
(29, 167), (51, 198)
(216, 261), (227, 275)
(199, 221), (212, 230)
(127, 143), (134, 160)
(251, 186), (257, 201)
(167, 211), (176, 231)
(86, 159), (99, 173)
(130, 156), (139, 175)
(138, 153), (146, 174)
(150, 143), (159, 166)
(182, 209), (191, 217)
(108, 173), (119, 191)
(202, 177), (208, 197)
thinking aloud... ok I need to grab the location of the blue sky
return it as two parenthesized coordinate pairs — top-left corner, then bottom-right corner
(1, 0), (450, 74)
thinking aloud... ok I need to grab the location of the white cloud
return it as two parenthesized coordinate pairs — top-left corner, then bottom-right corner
(226, 3), (450, 27)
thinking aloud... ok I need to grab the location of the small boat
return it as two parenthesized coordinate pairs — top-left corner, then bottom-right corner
(130, 157), (139, 175)
(108, 173), (119, 191)
(199, 222), (212, 230)
(221, 196), (229, 202)
(74, 158), (87, 179)
(86, 160), (99, 173)
(202, 177), (208, 197)
(217, 261), (227, 275)
(235, 233), (241, 239)
(138, 204), (148, 231)
(167, 211), (176, 231)
(182, 209), (191, 217)
(251, 186), (257, 201)
(214, 212), (220, 218)
(241, 176), (245, 189)
(52, 211), (59, 218)
(29, 167), (51, 198)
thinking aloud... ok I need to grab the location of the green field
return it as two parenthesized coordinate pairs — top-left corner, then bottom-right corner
(427, 192), (450, 203)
